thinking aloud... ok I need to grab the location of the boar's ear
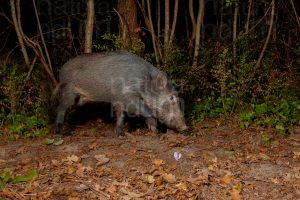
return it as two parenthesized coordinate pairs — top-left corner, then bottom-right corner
(153, 72), (168, 91)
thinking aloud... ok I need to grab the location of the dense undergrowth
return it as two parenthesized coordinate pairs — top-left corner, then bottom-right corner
(0, 63), (49, 139)
(1, 32), (300, 139)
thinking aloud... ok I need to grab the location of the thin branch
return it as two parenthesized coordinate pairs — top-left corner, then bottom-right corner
(164, 0), (170, 48)
(247, 5), (271, 34)
(157, 0), (161, 37)
(113, 7), (125, 41)
(10, 0), (30, 66)
(23, 35), (58, 85)
(0, 10), (13, 24)
(25, 56), (37, 81)
(255, 0), (275, 70)
(233, 0), (239, 61)
(219, 0), (224, 38)
(146, 0), (160, 64)
(289, 0), (300, 28)
(33, 0), (53, 73)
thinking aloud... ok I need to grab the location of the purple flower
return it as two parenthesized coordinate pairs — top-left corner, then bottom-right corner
(174, 151), (182, 161)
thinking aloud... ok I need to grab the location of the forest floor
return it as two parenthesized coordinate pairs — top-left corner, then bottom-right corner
(1, 118), (300, 200)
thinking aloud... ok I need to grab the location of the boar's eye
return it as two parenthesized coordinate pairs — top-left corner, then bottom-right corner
(169, 95), (177, 104)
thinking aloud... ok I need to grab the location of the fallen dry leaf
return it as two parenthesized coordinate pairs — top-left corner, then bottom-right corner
(0, 159), (6, 165)
(156, 176), (164, 186)
(76, 184), (89, 192)
(51, 159), (59, 166)
(16, 146), (26, 154)
(293, 151), (300, 159)
(68, 197), (80, 200)
(1, 188), (15, 198)
(162, 173), (176, 183)
(88, 142), (98, 150)
(94, 183), (101, 191)
(231, 188), (242, 200)
(130, 134), (137, 145)
(176, 182), (187, 191)
(76, 163), (85, 177)
(271, 177), (280, 184)
(259, 153), (271, 160)
(106, 184), (117, 195)
(202, 151), (218, 163)
(153, 159), (164, 167)
(121, 188), (147, 198)
(94, 154), (110, 166)
(66, 155), (80, 163)
(221, 175), (233, 185)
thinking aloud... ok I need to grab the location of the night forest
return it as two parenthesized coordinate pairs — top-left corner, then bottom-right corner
(0, 0), (300, 199)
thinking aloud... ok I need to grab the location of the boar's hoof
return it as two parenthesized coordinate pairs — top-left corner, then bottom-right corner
(55, 123), (63, 138)
(116, 128), (125, 138)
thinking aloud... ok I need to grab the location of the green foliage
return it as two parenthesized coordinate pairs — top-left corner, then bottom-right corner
(188, 32), (300, 133)
(188, 96), (234, 121)
(93, 33), (144, 55)
(0, 63), (49, 138)
(261, 132), (272, 146)
(239, 94), (300, 134)
(89, 127), (97, 134)
(225, 0), (238, 7)
(163, 44), (190, 78)
(7, 113), (48, 139)
(0, 169), (38, 191)
(94, 33), (122, 52)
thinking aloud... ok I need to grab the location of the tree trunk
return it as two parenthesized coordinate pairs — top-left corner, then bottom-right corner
(136, 0), (162, 64)
(157, 0), (161, 38)
(117, 0), (138, 48)
(164, 0), (170, 50)
(169, 0), (179, 45)
(184, 2), (190, 38)
(193, 0), (205, 65)
(188, 0), (196, 53)
(233, 0), (239, 61)
(219, 0), (224, 38)
(84, 0), (94, 54)
(10, 0), (30, 67)
(245, 0), (252, 34)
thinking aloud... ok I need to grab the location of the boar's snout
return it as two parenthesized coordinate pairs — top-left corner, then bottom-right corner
(178, 124), (188, 132)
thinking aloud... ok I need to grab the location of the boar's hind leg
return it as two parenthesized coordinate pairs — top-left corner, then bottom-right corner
(55, 92), (77, 137)
(114, 106), (126, 137)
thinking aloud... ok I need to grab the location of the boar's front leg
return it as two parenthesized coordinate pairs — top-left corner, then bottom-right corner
(145, 117), (157, 133)
(128, 99), (158, 133)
